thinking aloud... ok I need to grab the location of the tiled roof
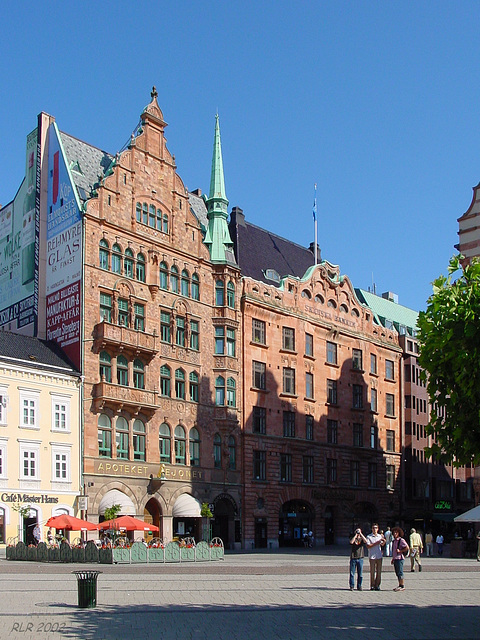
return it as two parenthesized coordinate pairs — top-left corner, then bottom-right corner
(355, 288), (419, 334)
(0, 331), (79, 374)
(59, 132), (114, 203)
(188, 192), (208, 231)
(228, 211), (316, 284)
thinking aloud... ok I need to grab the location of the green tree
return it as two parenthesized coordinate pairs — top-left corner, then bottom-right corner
(417, 255), (480, 466)
(103, 504), (122, 521)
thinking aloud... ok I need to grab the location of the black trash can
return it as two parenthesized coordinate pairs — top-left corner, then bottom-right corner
(72, 571), (102, 608)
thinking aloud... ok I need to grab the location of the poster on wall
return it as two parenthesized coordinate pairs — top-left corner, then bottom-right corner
(0, 128), (39, 332)
(45, 123), (82, 369)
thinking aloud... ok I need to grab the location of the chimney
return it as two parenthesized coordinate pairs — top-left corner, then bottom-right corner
(230, 206), (245, 227)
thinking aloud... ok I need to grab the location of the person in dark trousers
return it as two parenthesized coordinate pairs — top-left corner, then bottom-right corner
(349, 527), (368, 591)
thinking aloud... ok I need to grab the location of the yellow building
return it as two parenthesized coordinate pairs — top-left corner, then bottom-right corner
(0, 332), (81, 546)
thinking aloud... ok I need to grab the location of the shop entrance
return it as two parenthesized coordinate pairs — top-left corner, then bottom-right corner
(279, 500), (314, 547)
(254, 518), (267, 548)
(212, 494), (238, 549)
(324, 507), (335, 545)
(23, 513), (37, 546)
(144, 498), (162, 542)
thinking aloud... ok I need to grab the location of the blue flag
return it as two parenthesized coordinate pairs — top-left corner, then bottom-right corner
(312, 184), (317, 221)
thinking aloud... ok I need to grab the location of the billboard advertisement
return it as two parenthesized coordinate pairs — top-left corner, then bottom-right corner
(0, 128), (39, 332)
(45, 123), (82, 369)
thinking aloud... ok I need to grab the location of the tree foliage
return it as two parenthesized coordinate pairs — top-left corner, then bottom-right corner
(103, 503), (122, 521)
(417, 255), (480, 466)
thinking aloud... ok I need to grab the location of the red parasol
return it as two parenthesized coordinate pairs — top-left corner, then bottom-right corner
(45, 514), (98, 531)
(97, 515), (159, 532)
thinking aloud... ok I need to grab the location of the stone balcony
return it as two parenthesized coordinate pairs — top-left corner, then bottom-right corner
(93, 321), (158, 361)
(92, 381), (160, 416)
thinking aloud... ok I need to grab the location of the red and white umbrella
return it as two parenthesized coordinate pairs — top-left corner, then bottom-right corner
(97, 515), (159, 532)
(45, 514), (98, 531)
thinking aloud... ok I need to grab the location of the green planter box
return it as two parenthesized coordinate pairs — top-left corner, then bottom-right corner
(148, 547), (164, 563)
(181, 546), (195, 562)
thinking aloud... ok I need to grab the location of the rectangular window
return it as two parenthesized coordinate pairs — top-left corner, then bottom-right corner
(253, 450), (266, 480)
(0, 392), (6, 425)
(253, 361), (266, 390)
(226, 328), (236, 357)
(303, 455), (314, 483)
(280, 454), (292, 482)
(353, 423), (363, 447)
(305, 333), (313, 357)
(176, 317), (185, 347)
(0, 443), (5, 478)
(385, 360), (394, 380)
(283, 368), (296, 395)
(352, 384), (363, 409)
(100, 293), (112, 322)
(282, 327), (295, 351)
(160, 311), (171, 343)
(54, 452), (68, 480)
(305, 372), (314, 399)
(116, 430), (129, 460)
(253, 406), (266, 434)
(52, 397), (70, 432)
(327, 379), (337, 404)
(327, 419), (338, 444)
(370, 353), (377, 375)
(352, 349), (362, 370)
(327, 458), (337, 483)
(351, 460), (360, 487)
(252, 319), (266, 344)
(368, 462), (378, 488)
(386, 464), (395, 490)
(190, 320), (199, 350)
(134, 303), (145, 331)
(98, 427), (112, 457)
(215, 327), (225, 354)
(283, 411), (295, 438)
(305, 415), (314, 440)
(386, 393), (395, 416)
(326, 341), (337, 365)
(386, 429), (395, 452)
(370, 425), (378, 449)
(21, 448), (38, 478)
(20, 393), (38, 429)
(370, 388), (377, 412)
(118, 298), (129, 327)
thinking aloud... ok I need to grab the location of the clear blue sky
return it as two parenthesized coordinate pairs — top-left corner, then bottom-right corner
(1, 1), (479, 311)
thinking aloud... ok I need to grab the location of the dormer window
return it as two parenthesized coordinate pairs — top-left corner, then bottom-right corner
(264, 269), (280, 283)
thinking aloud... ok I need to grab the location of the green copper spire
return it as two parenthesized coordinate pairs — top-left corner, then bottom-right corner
(204, 114), (235, 264)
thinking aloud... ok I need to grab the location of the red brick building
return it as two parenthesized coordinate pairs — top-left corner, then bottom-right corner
(229, 209), (402, 547)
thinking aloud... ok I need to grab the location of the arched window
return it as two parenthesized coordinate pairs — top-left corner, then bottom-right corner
(181, 270), (190, 297)
(99, 351), (112, 382)
(170, 265), (179, 293)
(99, 239), (109, 270)
(175, 368), (185, 399)
(160, 365), (171, 397)
(117, 355), (128, 386)
(228, 435), (236, 470)
(215, 376), (225, 406)
(159, 422), (171, 463)
(136, 253), (146, 282)
(227, 281), (235, 308)
(227, 377), (236, 407)
(191, 273), (200, 300)
(189, 371), (199, 402)
(98, 414), (112, 457)
(116, 417), (129, 459)
(133, 419), (146, 461)
(213, 433), (222, 468)
(162, 212), (169, 234)
(215, 280), (225, 306)
(315, 294), (324, 304)
(149, 204), (156, 228)
(301, 289), (312, 299)
(175, 425), (186, 465)
(124, 248), (134, 278)
(133, 359), (145, 389)
(159, 261), (168, 290)
(189, 427), (200, 466)
(136, 202), (142, 223)
(112, 243), (122, 274)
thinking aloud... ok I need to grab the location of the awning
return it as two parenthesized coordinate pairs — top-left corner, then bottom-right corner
(172, 494), (201, 518)
(432, 513), (457, 522)
(98, 489), (135, 516)
(454, 504), (480, 522)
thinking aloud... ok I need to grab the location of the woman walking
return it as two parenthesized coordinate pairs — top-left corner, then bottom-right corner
(391, 526), (410, 592)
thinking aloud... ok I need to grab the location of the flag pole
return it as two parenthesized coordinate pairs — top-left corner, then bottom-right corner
(313, 183), (318, 265)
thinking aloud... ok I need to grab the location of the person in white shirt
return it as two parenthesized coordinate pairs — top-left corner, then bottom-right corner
(366, 523), (385, 590)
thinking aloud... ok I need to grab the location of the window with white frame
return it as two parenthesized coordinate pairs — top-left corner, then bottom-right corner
(19, 390), (39, 429)
(19, 441), (40, 479)
(0, 388), (7, 425)
(0, 440), (6, 478)
(52, 446), (71, 482)
(51, 396), (70, 432)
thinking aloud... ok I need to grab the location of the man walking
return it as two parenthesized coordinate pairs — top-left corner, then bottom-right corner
(409, 528), (423, 572)
(366, 523), (385, 590)
(425, 531), (433, 557)
(349, 527), (368, 591)
(384, 526), (393, 556)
